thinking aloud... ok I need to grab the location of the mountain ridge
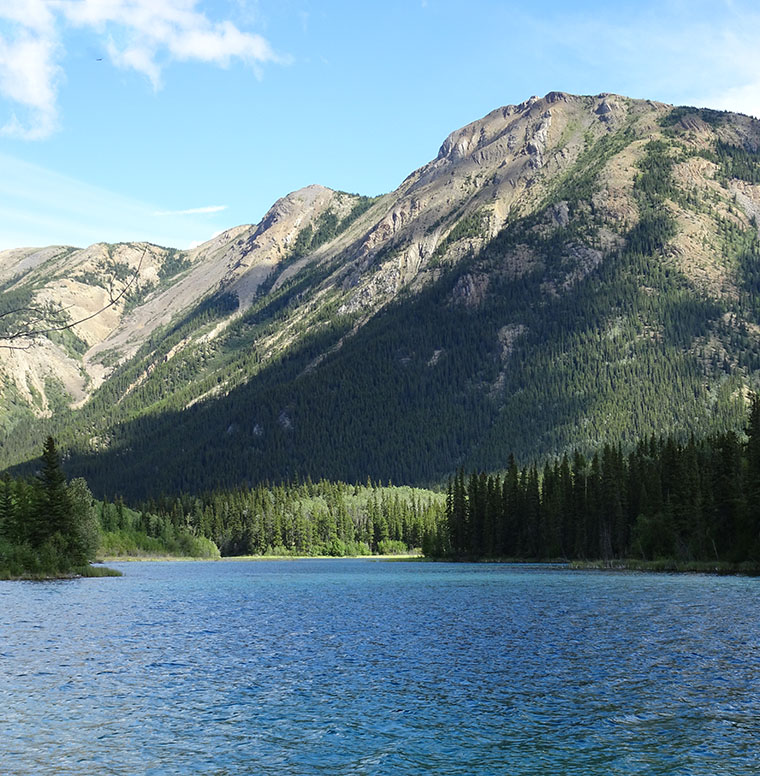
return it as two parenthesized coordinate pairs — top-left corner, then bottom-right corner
(2, 91), (760, 497)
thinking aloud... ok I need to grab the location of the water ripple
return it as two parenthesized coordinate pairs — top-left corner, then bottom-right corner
(2, 561), (760, 774)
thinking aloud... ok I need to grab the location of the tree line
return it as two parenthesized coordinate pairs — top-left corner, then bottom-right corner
(6, 396), (760, 575)
(0, 440), (446, 578)
(137, 480), (445, 558)
(432, 396), (760, 564)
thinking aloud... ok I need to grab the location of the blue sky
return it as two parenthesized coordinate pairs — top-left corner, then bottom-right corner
(1, 0), (759, 251)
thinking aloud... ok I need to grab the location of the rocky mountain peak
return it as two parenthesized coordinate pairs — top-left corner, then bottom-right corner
(253, 184), (336, 236)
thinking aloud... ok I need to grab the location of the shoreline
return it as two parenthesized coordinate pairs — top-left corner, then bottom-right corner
(570, 559), (760, 576)
(97, 552), (424, 563)
(0, 564), (123, 581)
(8, 555), (758, 578)
(412, 556), (760, 576)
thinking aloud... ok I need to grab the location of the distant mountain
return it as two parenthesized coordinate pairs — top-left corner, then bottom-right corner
(2, 92), (760, 498)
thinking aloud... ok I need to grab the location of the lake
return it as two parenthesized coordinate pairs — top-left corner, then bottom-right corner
(2, 560), (759, 775)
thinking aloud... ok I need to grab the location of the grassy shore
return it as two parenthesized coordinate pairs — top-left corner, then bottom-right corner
(96, 551), (424, 563)
(419, 556), (760, 575)
(0, 563), (122, 581)
(570, 559), (760, 575)
(221, 552), (423, 561)
(97, 553), (216, 563)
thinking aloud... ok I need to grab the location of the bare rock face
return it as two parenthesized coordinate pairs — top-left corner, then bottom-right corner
(82, 229), (250, 373)
(339, 261), (402, 315)
(549, 201), (570, 228)
(221, 185), (342, 306)
(0, 246), (73, 285)
(452, 273), (490, 307)
(525, 111), (552, 169)
(227, 186), (334, 273)
(731, 183), (760, 236)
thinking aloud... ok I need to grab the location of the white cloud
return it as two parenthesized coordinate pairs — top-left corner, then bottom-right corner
(60, 0), (283, 82)
(0, 7), (62, 138)
(0, 0), (56, 32)
(154, 205), (228, 216)
(106, 38), (162, 88)
(0, 0), (283, 138)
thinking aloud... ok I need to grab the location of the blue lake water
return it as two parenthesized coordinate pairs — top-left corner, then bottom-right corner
(2, 560), (760, 775)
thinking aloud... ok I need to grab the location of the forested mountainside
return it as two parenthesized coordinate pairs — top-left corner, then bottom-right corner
(2, 92), (760, 499)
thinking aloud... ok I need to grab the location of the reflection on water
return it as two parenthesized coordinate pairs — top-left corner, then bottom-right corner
(2, 560), (759, 775)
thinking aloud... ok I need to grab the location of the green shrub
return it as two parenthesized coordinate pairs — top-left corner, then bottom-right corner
(377, 539), (408, 555)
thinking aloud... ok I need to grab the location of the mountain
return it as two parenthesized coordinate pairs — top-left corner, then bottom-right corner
(2, 92), (760, 498)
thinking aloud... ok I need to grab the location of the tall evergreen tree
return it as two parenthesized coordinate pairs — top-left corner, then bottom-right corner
(745, 393), (760, 556)
(449, 471), (468, 556)
(0, 476), (13, 538)
(501, 454), (520, 557)
(33, 436), (72, 548)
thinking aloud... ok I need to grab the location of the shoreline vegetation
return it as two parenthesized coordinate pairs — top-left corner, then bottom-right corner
(0, 437), (106, 581)
(1, 445), (437, 578)
(46, 554), (760, 579)
(96, 551), (424, 563)
(0, 564), (124, 581)
(428, 397), (760, 571)
(5, 396), (760, 580)
(570, 558), (760, 575)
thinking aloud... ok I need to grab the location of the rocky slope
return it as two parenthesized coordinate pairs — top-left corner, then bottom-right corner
(0, 184), (368, 409)
(2, 92), (760, 496)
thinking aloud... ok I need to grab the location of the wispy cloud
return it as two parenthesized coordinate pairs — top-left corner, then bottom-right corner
(0, 0), (284, 138)
(0, 153), (227, 250)
(153, 205), (228, 216)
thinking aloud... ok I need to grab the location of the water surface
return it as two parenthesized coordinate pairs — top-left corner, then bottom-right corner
(2, 560), (759, 774)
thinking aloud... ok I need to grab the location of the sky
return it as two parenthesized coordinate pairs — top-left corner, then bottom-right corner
(1, 0), (760, 251)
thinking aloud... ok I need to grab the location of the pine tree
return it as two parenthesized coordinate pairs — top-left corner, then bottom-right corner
(501, 455), (520, 558)
(66, 477), (100, 565)
(571, 451), (588, 557)
(448, 470), (467, 556)
(745, 393), (760, 557)
(33, 436), (73, 549)
(711, 432), (745, 559)
(0, 476), (13, 538)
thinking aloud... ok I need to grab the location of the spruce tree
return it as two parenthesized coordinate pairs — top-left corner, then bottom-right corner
(745, 393), (760, 557)
(502, 454), (520, 557)
(0, 476), (13, 539)
(33, 436), (73, 549)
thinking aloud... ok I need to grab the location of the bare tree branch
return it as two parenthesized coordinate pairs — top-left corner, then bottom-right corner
(0, 246), (147, 350)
